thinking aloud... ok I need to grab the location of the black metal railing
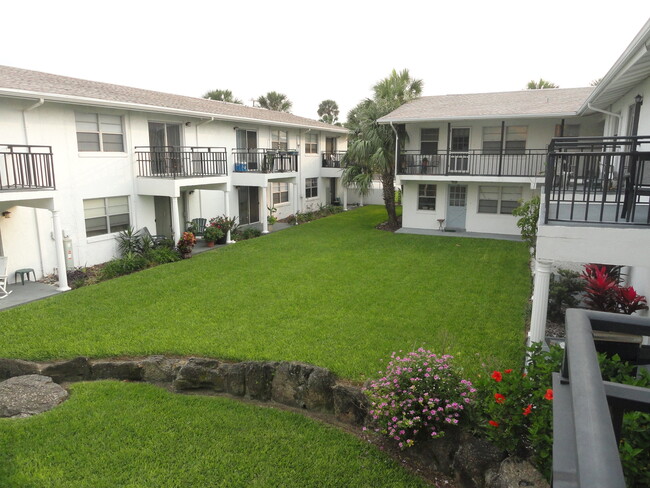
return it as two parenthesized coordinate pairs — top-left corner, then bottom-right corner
(322, 151), (346, 168)
(545, 136), (650, 225)
(232, 149), (298, 173)
(553, 309), (650, 488)
(397, 149), (547, 176)
(135, 146), (228, 178)
(0, 144), (55, 191)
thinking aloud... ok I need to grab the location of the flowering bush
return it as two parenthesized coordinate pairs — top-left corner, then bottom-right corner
(208, 215), (238, 235)
(176, 232), (196, 254)
(582, 264), (648, 314)
(364, 349), (475, 449)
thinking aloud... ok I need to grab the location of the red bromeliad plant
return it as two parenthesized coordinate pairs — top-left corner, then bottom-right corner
(582, 264), (648, 315)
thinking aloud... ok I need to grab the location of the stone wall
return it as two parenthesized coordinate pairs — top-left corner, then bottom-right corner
(0, 356), (547, 488)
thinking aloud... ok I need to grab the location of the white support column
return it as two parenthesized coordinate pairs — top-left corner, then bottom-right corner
(224, 188), (234, 244)
(51, 210), (70, 292)
(343, 187), (348, 211)
(528, 259), (553, 345)
(359, 192), (364, 207)
(261, 186), (269, 234)
(171, 196), (181, 243)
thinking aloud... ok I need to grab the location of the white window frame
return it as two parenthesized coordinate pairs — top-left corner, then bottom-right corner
(478, 186), (522, 214)
(482, 126), (527, 154)
(271, 130), (288, 151)
(305, 133), (318, 154)
(272, 182), (289, 205)
(83, 196), (130, 237)
(75, 112), (125, 152)
(305, 178), (318, 198)
(417, 184), (437, 211)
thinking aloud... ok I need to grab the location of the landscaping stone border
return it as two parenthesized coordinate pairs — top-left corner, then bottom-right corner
(0, 356), (547, 488)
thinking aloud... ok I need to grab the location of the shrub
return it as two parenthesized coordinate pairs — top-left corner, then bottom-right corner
(100, 253), (148, 280)
(203, 225), (224, 243)
(582, 264), (648, 314)
(548, 269), (584, 323)
(365, 349), (475, 449)
(209, 215), (238, 235)
(512, 196), (539, 253)
(146, 247), (181, 265)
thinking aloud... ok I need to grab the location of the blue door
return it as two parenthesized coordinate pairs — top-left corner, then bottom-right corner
(446, 185), (467, 231)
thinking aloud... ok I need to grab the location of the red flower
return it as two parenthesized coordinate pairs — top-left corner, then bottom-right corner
(488, 420), (499, 427)
(494, 393), (506, 404)
(504, 369), (513, 374)
(491, 371), (503, 382)
(523, 404), (533, 416)
(544, 389), (554, 401)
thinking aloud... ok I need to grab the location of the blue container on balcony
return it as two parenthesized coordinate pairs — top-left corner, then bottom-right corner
(235, 163), (247, 172)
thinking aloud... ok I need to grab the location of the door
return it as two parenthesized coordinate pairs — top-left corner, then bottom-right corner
(236, 129), (258, 171)
(148, 122), (182, 174)
(446, 185), (467, 231)
(329, 178), (337, 204)
(449, 128), (470, 173)
(238, 187), (260, 225)
(154, 196), (172, 237)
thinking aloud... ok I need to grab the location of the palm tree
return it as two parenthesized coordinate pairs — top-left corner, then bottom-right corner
(526, 79), (559, 89)
(256, 92), (292, 112)
(203, 89), (243, 104)
(342, 69), (422, 228)
(317, 99), (340, 125)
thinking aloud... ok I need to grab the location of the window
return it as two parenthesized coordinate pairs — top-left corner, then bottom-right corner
(83, 197), (130, 237)
(272, 182), (289, 204)
(554, 124), (580, 137)
(75, 113), (124, 152)
(420, 128), (439, 154)
(271, 130), (288, 150)
(305, 178), (318, 198)
(305, 133), (318, 154)
(418, 184), (437, 210)
(236, 129), (257, 149)
(482, 126), (527, 154)
(478, 186), (522, 214)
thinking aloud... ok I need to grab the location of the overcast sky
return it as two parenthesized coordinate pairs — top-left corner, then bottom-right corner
(1, 1), (649, 120)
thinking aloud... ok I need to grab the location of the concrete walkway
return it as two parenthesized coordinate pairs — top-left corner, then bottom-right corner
(396, 227), (523, 241)
(0, 282), (63, 311)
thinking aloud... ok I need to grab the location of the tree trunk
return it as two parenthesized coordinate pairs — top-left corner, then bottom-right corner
(381, 173), (399, 228)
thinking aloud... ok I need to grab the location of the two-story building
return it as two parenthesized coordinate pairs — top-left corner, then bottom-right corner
(0, 66), (349, 288)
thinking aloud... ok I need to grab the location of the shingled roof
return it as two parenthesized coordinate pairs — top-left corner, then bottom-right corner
(0, 65), (347, 133)
(378, 87), (594, 123)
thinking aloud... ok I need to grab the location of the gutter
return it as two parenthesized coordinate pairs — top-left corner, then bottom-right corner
(0, 88), (350, 134)
(586, 103), (622, 121)
(378, 112), (583, 124)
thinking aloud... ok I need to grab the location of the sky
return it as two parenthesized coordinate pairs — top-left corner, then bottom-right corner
(1, 1), (649, 121)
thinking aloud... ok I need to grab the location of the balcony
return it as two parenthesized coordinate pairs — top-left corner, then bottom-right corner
(545, 136), (650, 226)
(135, 146), (227, 179)
(232, 149), (298, 173)
(322, 151), (346, 168)
(397, 149), (547, 177)
(0, 144), (55, 191)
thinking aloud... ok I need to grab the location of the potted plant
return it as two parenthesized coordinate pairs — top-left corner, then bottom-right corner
(203, 225), (224, 248)
(208, 215), (237, 244)
(267, 206), (278, 230)
(176, 232), (197, 258)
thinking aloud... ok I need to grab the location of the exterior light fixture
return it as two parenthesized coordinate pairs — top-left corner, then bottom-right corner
(1, 211), (11, 218)
(634, 94), (643, 104)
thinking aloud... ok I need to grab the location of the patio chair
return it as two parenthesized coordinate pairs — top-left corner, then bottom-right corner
(190, 218), (207, 237)
(0, 256), (12, 299)
(138, 227), (168, 246)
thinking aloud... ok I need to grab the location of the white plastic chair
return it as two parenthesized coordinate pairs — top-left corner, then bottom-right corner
(0, 256), (12, 299)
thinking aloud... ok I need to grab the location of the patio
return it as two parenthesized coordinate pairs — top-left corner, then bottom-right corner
(0, 281), (62, 311)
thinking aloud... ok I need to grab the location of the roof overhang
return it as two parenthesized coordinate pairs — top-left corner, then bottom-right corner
(0, 87), (349, 134)
(377, 112), (582, 124)
(579, 18), (650, 113)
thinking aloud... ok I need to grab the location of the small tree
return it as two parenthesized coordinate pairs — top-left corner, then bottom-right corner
(512, 196), (540, 253)
(203, 89), (242, 104)
(256, 92), (292, 112)
(317, 99), (340, 125)
(526, 79), (558, 89)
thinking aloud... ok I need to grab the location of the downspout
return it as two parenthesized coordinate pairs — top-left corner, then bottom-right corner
(587, 103), (622, 124)
(389, 122), (399, 178)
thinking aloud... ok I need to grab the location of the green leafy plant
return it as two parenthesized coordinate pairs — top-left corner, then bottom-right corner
(365, 349), (476, 449)
(582, 264), (648, 314)
(176, 232), (197, 255)
(548, 269), (584, 323)
(267, 207), (278, 225)
(209, 215), (238, 235)
(203, 225), (224, 243)
(512, 196), (540, 253)
(100, 253), (148, 280)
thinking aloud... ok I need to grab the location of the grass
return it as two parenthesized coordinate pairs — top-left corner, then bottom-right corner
(0, 381), (430, 488)
(0, 206), (531, 380)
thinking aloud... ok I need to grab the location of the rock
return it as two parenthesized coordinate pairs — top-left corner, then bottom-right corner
(245, 362), (277, 401)
(223, 363), (246, 397)
(271, 362), (314, 408)
(304, 367), (336, 412)
(140, 356), (184, 383)
(40, 357), (90, 383)
(0, 375), (68, 417)
(428, 427), (462, 476)
(0, 358), (40, 380)
(333, 384), (369, 425)
(453, 432), (506, 488)
(486, 457), (549, 488)
(172, 358), (225, 391)
(91, 360), (143, 381)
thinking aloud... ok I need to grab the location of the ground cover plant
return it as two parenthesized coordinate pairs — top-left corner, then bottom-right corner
(0, 206), (531, 380)
(0, 381), (430, 488)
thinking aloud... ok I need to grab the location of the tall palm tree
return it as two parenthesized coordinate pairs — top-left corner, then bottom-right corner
(343, 69), (422, 228)
(256, 92), (292, 112)
(203, 89), (243, 104)
(317, 99), (340, 125)
(526, 78), (559, 89)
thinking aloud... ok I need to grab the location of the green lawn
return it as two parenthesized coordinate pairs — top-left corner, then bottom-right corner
(0, 206), (531, 380)
(0, 381), (430, 488)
